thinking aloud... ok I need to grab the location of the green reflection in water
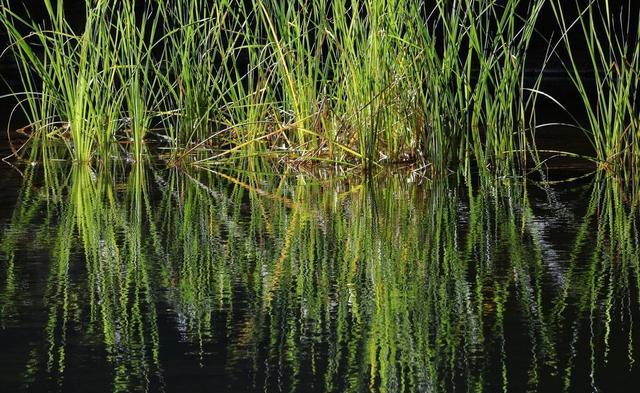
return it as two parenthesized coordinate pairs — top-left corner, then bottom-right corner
(0, 165), (639, 392)
(39, 165), (161, 391)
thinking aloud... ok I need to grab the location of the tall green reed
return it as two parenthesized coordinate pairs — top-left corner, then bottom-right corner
(0, 0), (550, 175)
(115, 2), (162, 162)
(550, 0), (640, 177)
(410, 0), (546, 173)
(0, 0), (124, 162)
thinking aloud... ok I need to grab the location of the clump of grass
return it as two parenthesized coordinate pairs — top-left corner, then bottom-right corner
(1, 0), (122, 162)
(550, 0), (640, 177)
(115, 1), (162, 162)
(0, 0), (600, 176)
(193, 0), (546, 173)
(0, 1), (165, 162)
(410, 0), (546, 173)
(155, 0), (230, 152)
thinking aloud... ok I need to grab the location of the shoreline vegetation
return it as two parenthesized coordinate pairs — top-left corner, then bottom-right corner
(0, 0), (638, 179)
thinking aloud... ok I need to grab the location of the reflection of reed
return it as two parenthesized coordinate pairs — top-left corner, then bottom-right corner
(547, 176), (640, 390)
(1, 165), (639, 392)
(0, 169), (44, 328)
(5, 165), (165, 392)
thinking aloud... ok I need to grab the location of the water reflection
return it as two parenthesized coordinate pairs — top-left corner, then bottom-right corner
(0, 165), (638, 392)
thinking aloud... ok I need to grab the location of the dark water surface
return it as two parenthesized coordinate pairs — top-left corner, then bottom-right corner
(0, 163), (639, 393)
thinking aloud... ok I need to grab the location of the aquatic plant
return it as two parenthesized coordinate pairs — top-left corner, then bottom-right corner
(0, 0), (549, 175)
(550, 0), (640, 177)
(0, 0), (122, 162)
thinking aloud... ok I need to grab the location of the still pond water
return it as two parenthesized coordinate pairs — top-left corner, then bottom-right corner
(0, 164), (638, 392)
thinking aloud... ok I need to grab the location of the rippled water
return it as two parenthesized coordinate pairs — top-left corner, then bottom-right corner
(0, 164), (638, 392)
